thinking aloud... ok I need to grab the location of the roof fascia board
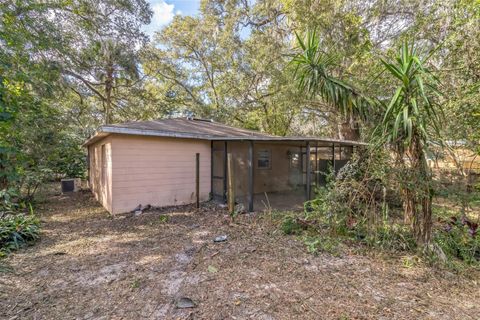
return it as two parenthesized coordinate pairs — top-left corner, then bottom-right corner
(83, 126), (367, 147)
(102, 126), (214, 139)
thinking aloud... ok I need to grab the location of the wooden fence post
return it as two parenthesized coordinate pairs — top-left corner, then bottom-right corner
(227, 153), (235, 214)
(196, 153), (200, 209)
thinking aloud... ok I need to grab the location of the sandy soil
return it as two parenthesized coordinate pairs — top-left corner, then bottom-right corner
(0, 191), (479, 320)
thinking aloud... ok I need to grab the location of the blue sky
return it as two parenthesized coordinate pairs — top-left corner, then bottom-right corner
(143, 0), (201, 37)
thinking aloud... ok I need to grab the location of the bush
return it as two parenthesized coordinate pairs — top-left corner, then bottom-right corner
(277, 147), (479, 270)
(0, 214), (40, 256)
(433, 217), (480, 265)
(18, 167), (53, 202)
(360, 224), (417, 252)
(47, 135), (86, 179)
(303, 235), (341, 255)
(0, 188), (20, 214)
(281, 215), (305, 235)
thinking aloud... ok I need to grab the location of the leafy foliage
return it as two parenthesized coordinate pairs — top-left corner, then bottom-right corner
(379, 42), (441, 146)
(433, 216), (480, 266)
(291, 29), (371, 122)
(0, 214), (40, 256)
(303, 235), (342, 255)
(280, 215), (305, 235)
(0, 188), (20, 214)
(376, 41), (443, 245)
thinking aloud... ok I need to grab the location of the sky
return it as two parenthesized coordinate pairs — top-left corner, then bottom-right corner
(143, 0), (201, 37)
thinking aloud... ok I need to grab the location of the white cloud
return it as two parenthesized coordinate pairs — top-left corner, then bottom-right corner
(143, 1), (177, 37)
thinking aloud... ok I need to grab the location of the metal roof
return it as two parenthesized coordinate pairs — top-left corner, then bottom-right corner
(83, 117), (367, 146)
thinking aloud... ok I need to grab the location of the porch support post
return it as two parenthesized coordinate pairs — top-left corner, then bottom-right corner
(86, 147), (90, 188)
(223, 141), (228, 203)
(196, 153), (200, 209)
(306, 141), (311, 201)
(314, 141), (318, 186)
(210, 141), (213, 199)
(247, 140), (254, 212)
(332, 143), (336, 174)
(300, 146), (303, 183)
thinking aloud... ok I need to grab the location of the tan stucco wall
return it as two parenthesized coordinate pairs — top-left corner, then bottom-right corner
(88, 134), (306, 213)
(88, 136), (113, 213)
(110, 135), (211, 214)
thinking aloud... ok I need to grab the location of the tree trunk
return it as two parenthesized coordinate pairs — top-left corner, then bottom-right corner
(0, 161), (7, 190)
(337, 118), (360, 141)
(403, 139), (433, 245)
(104, 61), (114, 125)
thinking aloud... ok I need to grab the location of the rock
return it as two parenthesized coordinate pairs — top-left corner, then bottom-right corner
(134, 210), (142, 216)
(207, 265), (218, 273)
(426, 243), (448, 263)
(235, 203), (245, 213)
(214, 235), (228, 242)
(176, 297), (196, 309)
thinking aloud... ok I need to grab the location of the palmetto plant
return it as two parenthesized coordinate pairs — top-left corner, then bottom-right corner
(379, 41), (442, 244)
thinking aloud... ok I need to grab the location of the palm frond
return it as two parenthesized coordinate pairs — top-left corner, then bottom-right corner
(379, 40), (443, 148)
(291, 28), (371, 119)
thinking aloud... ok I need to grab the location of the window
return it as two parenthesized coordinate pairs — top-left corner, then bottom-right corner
(257, 149), (271, 169)
(288, 151), (300, 169)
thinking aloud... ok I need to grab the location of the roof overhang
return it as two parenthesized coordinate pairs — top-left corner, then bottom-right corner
(83, 126), (368, 147)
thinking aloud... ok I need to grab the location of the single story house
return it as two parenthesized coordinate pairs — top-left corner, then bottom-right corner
(83, 117), (365, 214)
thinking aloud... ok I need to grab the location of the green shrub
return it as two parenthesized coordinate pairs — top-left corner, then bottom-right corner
(433, 223), (480, 265)
(0, 188), (20, 214)
(0, 214), (40, 255)
(281, 215), (304, 235)
(303, 235), (341, 255)
(361, 224), (417, 252)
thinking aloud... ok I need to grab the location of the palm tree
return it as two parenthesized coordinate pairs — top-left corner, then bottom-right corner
(292, 30), (443, 245)
(291, 29), (370, 140)
(379, 41), (442, 244)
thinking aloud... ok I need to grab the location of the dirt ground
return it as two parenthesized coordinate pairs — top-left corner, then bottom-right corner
(1, 191), (479, 320)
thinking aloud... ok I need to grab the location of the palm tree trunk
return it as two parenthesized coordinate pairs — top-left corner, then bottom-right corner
(405, 138), (433, 245)
(418, 147), (433, 244)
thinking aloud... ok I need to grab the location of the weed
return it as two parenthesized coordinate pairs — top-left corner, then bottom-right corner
(361, 224), (416, 252)
(303, 235), (341, 255)
(402, 256), (420, 268)
(130, 278), (141, 289)
(158, 215), (169, 223)
(281, 215), (304, 235)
